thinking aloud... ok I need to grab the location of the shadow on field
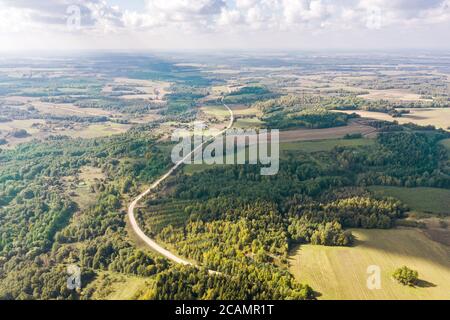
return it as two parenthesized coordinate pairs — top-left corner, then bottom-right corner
(402, 114), (427, 120)
(347, 228), (450, 270)
(415, 279), (437, 288)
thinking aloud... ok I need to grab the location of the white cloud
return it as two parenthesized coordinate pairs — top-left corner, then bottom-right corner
(0, 6), (35, 33)
(0, 0), (449, 50)
(2, 0), (449, 33)
(0, 0), (123, 33)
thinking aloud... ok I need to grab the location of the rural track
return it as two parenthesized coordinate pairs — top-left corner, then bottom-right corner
(128, 96), (234, 270)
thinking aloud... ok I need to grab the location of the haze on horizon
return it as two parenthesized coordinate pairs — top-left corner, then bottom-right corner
(0, 0), (450, 52)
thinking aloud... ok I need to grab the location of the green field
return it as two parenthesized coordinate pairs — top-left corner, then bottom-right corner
(83, 272), (152, 300)
(369, 186), (450, 216)
(290, 229), (450, 300)
(281, 138), (374, 154)
(182, 138), (373, 174)
(233, 117), (263, 129)
(72, 123), (131, 139)
(201, 105), (230, 118)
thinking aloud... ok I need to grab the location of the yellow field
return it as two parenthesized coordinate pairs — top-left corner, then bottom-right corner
(0, 119), (44, 133)
(337, 109), (450, 130)
(290, 229), (450, 300)
(360, 89), (430, 102)
(32, 100), (116, 117)
(0, 119), (45, 148)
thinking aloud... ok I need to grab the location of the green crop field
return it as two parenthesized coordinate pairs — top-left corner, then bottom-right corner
(233, 117), (263, 129)
(290, 229), (450, 300)
(281, 138), (374, 155)
(369, 186), (450, 216)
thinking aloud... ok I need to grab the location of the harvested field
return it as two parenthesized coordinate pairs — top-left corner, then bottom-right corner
(32, 100), (116, 117)
(337, 109), (450, 130)
(360, 89), (431, 102)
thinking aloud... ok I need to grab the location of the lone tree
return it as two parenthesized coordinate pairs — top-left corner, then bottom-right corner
(393, 266), (419, 286)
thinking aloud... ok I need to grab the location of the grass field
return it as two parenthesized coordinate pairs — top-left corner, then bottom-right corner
(233, 117), (263, 129)
(290, 229), (450, 300)
(64, 166), (105, 210)
(83, 271), (152, 300)
(369, 186), (450, 216)
(181, 138), (374, 174)
(71, 123), (131, 138)
(201, 105), (230, 118)
(281, 138), (374, 154)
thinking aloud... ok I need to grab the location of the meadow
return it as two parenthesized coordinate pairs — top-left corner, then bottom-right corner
(369, 186), (450, 216)
(281, 138), (374, 154)
(83, 271), (153, 300)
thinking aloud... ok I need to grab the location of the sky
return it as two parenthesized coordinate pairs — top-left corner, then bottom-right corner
(0, 0), (449, 52)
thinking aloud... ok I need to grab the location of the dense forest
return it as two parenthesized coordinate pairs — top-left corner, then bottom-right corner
(0, 130), (172, 299)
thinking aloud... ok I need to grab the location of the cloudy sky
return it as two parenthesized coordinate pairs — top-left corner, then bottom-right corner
(0, 0), (450, 51)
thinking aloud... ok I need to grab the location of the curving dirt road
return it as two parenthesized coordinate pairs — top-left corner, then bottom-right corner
(128, 99), (234, 267)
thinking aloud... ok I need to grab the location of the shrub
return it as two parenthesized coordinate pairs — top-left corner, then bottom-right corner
(393, 266), (419, 286)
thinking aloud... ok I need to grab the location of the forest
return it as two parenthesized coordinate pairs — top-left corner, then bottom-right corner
(132, 123), (450, 299)
(1, 54), (450, 301)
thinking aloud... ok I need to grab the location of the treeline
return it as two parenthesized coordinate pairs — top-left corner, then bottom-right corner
(254, 95), (359, 129)
(224, 86), (279, 105)
(263, 108), (356, 129)
(137, 265), (313, 300)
